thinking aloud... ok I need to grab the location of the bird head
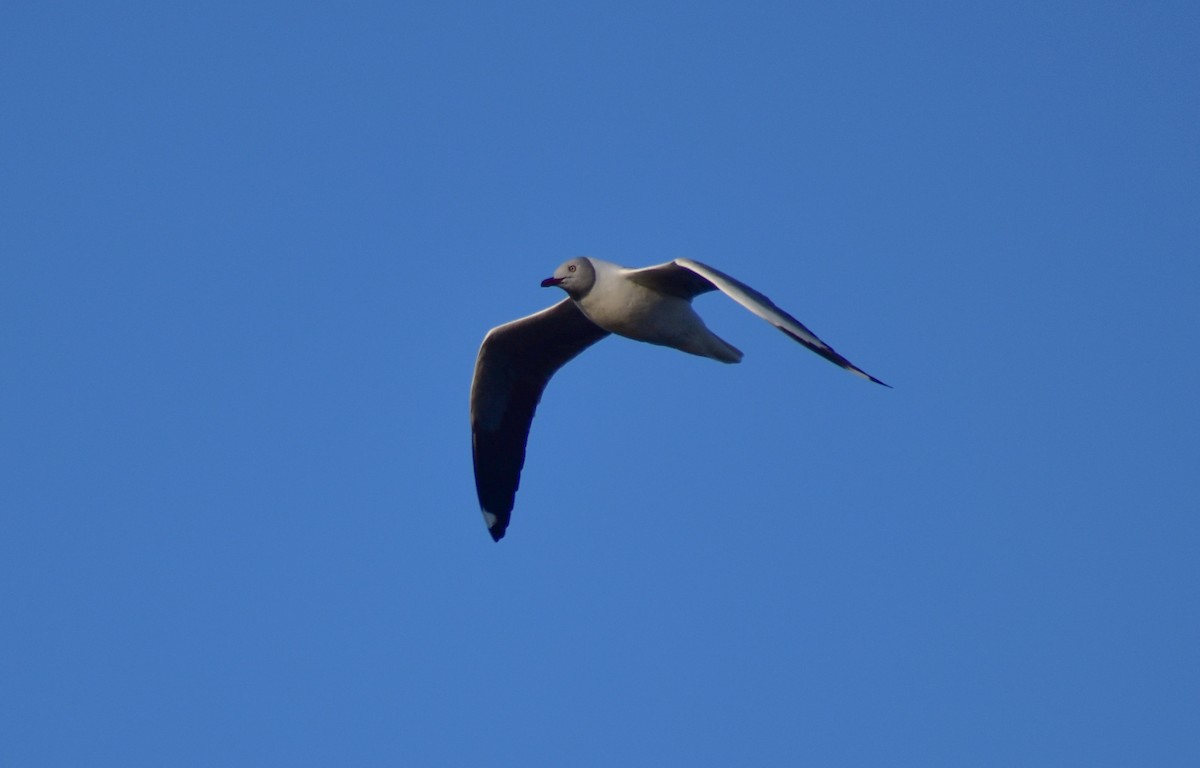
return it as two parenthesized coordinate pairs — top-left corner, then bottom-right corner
(541, 258), (595, 298)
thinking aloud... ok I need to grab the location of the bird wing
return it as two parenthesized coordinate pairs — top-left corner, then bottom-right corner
(623, 260), (720, 299)
(633, 258), (889, 386)
(470, 299), (610, 541)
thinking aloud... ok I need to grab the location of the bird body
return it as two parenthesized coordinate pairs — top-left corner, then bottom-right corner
(471, 256), (888, 541)
(568, 259), (743, 363)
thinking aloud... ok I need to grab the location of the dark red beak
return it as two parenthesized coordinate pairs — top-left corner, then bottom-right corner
(540, 277), (563, 287)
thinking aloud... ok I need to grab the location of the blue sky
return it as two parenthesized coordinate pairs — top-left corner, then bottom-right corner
(3, 1), (1198, 765)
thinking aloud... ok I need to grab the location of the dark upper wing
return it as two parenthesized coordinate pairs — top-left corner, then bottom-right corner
(672, 258), (890, 387)
(470, 299), (610, 541)
(623, 260), (720, 299)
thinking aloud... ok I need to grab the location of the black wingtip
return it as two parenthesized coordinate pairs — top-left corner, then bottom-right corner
(775, 325), (890, 388)
(485, 513), (508, 541)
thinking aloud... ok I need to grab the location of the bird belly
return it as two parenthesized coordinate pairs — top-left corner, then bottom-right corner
(578, 291), (742, 363)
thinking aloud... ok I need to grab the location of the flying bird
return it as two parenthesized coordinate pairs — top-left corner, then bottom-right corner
(470, 257), (888, 541)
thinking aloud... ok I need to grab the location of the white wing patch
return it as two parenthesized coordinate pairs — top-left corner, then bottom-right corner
(674, 258), (889, 387)
(674, 258), (828, 350)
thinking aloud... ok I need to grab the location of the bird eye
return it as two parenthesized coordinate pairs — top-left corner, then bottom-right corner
(568, 265), (577, 272)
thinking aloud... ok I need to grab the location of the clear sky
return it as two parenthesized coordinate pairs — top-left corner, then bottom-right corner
(3, 1), (1198, 765)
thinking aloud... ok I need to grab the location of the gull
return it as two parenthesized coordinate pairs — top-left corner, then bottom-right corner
(470, 257), (888, 541)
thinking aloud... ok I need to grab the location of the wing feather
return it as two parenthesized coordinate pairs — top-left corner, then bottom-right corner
(675, 258), (890, 387)
(469, 299), (610, 541)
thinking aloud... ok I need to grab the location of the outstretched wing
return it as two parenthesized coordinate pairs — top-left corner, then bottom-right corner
(470, 299), (610, 541)
(631, 258), (889, 386)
